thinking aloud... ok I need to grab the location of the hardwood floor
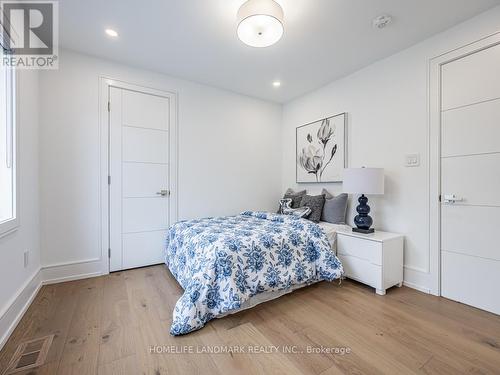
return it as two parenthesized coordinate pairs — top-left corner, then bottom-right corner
(1, 265), (500, 375)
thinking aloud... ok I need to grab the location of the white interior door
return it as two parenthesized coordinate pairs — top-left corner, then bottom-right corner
(109, 87), (170, 271)
(440, 43), (500, 315)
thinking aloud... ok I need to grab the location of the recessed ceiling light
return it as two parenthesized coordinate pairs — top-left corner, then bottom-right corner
(105, 28), (119, 37)
(272, 81), (281, 87)
(237, 0), (284, 48)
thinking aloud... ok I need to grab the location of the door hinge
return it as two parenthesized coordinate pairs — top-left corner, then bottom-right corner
(107, 101), (110, 112)
(108, 248), (111, 258)
(439, 194), (441, 202)
(108, 175), (111, 185)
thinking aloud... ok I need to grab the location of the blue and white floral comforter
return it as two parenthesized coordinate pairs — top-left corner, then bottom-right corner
(164, 211), (343, 335)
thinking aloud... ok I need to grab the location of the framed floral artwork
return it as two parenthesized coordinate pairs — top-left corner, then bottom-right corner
(296, 113), (347, 183)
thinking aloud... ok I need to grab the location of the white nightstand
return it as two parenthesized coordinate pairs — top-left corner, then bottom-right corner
(336, 230), (404, 295)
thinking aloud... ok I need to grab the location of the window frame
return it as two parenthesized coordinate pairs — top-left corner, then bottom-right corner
(0, 62), (18, 237)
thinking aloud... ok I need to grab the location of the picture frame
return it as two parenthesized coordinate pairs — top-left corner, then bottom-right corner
(296, 112), (347, 183)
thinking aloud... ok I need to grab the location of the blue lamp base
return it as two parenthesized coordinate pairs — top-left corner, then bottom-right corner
(353, 194), (375, 234)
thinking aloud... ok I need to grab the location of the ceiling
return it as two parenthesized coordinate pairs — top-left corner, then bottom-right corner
(59, 0), (500, 103)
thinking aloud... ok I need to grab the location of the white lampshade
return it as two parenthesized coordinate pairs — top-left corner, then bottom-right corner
(237, 0), (284, 48)
(343, 168), (384, 195)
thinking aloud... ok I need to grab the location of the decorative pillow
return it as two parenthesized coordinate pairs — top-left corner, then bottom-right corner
(277, 188), (306, 213)
(321, 188), (334, 200)
(299, 194), (325, 223)
(278, 198), (292, 214)
(321, 190), (348, 224)
(282, 206), (312, 218)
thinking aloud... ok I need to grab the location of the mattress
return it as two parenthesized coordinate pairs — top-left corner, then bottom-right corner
(316, 221), (352, 254)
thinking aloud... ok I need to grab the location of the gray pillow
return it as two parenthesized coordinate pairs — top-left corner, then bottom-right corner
(321, 191), (348, 224)
(299, 194), (325, 223)
(277, 188), (306, 213)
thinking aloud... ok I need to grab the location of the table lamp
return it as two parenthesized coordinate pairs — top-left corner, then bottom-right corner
(343, 167), (384, 234)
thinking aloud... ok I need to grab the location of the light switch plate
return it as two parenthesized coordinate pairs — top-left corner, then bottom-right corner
(405, 153), (420, 167)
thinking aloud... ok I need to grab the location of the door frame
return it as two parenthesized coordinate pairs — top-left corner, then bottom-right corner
(428, 32), (500, 296)
(99, 77), (178, 274)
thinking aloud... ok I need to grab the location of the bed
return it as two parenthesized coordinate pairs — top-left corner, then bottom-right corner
(164, 211), (346, 335)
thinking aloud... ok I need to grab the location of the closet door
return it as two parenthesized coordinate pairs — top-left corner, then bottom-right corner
(109, 87), (170, 271)
(440, 43), (500, 315)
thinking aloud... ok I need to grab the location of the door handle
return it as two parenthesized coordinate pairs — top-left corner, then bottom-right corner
(156, 189), (170, 197)
(443, 194), (463, 204)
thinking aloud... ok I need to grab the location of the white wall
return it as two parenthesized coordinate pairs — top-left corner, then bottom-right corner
(282, 6), (500, 293)
(39, 50), (282, 269)
(0, 70), (41, 346)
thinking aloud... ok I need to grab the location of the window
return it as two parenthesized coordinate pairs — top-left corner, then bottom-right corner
(0, 47), (17, 235)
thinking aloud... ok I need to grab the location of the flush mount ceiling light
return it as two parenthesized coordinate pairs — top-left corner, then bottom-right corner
(272, 81), (281, 87)
(237, 0), (284, 48)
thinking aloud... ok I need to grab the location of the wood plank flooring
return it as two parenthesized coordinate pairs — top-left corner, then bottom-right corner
(1, 265), (500, 375)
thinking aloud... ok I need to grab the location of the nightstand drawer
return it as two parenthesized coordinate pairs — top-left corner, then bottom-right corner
(337, 234), (382, 265)
(339, 254), (382, 289)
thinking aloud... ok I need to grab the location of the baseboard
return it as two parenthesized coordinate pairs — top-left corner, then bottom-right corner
(0, 259), (105, 351)
(403, 264), (429, 274)
(43, 271), (103, 285)
(403, 280), (431, 294)
(403, 266), (433, 295)
(41, 258), (104, 285)
(0, 269), (43, 350)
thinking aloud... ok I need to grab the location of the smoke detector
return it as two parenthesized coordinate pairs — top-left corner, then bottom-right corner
(372, 14), (393, 29)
